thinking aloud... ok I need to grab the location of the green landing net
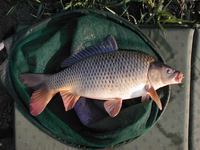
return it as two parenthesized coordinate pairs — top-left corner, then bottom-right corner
(2, 9), (169, 149)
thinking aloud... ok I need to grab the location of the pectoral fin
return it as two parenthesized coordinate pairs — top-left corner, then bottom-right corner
(146, 86), (162, 110)
(104, 98), (122, 117)
(60, 91), (80, 111)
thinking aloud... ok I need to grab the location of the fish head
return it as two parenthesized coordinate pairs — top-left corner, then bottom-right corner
(148, 62), (184, 89)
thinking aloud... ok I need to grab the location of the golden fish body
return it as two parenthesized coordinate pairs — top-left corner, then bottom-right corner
(48, 51), (155, 100)
(21, 35), (183, 117)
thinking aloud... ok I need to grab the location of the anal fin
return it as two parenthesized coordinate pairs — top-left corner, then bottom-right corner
(60, 91), (80, 111)
(104, 98), (122, 117)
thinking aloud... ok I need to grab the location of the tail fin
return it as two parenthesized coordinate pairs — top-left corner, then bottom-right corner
(20, 73), (49, 88)
(20, 73), (56, 116)
(30, 88), (55, 116)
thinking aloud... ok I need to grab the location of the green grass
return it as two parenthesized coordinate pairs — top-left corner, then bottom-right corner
(6, 0), (200, 25)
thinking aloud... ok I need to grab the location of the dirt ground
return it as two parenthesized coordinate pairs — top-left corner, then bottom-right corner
(0, 0), (16, 149)
(0, 1), (35, 150)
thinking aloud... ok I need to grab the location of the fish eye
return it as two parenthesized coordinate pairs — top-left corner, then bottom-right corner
(166, 68), (175, 74)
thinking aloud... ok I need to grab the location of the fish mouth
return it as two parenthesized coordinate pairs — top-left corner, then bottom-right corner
(175, 72), (184, 83)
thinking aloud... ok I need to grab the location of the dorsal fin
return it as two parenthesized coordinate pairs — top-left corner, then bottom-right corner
(61, 35), (118, 68)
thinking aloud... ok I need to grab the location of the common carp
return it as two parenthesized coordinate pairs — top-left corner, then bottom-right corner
(20, 35), (183, 117)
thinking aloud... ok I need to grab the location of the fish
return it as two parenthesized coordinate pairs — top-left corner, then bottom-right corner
(20, 35), (184, 118)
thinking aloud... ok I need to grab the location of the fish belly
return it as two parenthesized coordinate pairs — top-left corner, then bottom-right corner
(81, 83), (147, 100)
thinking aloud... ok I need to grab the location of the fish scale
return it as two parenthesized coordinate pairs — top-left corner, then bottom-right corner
(47, 51), (155, 100)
